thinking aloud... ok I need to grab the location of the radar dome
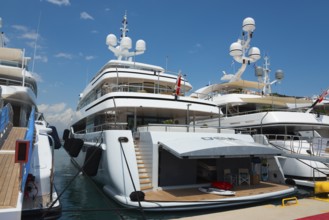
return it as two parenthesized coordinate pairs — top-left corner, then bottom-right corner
(242, 17), (256, 32)
(136, 39), (146, 51)
(120, 37), (132, 49)
(248, 47), (261, 61)
(275, 69), (284, 80)
(255, 66), (263, 77)
(229, 42), (242, 57)
(106, 34), (117, 46)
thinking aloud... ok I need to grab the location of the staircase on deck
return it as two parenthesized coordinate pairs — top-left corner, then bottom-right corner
(134, 140), (153, 191)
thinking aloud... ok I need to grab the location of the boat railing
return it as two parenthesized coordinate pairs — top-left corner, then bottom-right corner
(0, 103), (13, 146)
(0, 76), (37, 95)
(190, 88), (262, 100)
(138, 123), (220, 133)
(265, 134), (329, 157)
(75, 122), (128, 134)
(103, 84), (177, 95)
(222, 107), (309, 118)
(21, 106), (35, 192)
(78, 84), (179, 110)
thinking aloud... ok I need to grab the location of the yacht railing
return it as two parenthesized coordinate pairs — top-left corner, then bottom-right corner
(222, 107), (311, 118)
(0, 103), (13, 146)
(76, 122), (128, 134)
(78, 84), (178, 110)
(265, 134), (329, 158)
(0, 76), (37, 95)
(75, 123), (223, 134)
(138, 123), (220, 133)
(21, 106), (35, 192)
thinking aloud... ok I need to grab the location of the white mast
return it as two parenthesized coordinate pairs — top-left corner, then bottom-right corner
(106, 13), (146, 61)
(221, 17), (261, 82)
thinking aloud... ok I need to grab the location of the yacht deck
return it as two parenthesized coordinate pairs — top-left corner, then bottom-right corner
(144, 182), (290, 201)
(0, 127), (27, 209)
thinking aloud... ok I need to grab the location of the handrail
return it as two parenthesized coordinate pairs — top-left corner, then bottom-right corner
(0, 103), (13, 132)
(21, 106), (35, 192)
(75, 122), (128, 134)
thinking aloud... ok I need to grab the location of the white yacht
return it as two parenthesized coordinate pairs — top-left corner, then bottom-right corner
(0, 19), (61, 219)
(66, 14), (296, 211)
(194, 17), (329, 188)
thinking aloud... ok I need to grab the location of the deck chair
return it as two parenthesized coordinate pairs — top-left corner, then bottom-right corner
(238, 168), (250, 186)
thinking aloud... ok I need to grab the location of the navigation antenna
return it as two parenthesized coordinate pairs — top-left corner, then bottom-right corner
(254, 55), (284, 95)
(106, 13), (146, 61)
(0, 17), (5, 47)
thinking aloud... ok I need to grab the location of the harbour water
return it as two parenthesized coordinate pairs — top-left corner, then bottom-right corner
(54, 148), (215, 220)
(54, 148), (313, 220)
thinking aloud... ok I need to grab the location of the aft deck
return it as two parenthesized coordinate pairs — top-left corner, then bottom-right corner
(0, 127), (27, 209)
(144, 182), (291, 202)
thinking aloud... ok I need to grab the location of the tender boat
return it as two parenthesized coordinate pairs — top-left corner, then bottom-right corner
(193, 17), (329, 188)
(0, 19), (61, 220)
(65, 14), (296, 211)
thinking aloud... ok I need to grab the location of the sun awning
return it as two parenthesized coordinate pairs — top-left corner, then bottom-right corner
(157, 133), (282, 159)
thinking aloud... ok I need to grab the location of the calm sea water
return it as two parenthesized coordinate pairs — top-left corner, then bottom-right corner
(54, 148), (211, 220)
(54, 148), (311, 220)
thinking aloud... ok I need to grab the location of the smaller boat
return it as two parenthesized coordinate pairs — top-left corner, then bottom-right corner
(198, 187), (236, 196)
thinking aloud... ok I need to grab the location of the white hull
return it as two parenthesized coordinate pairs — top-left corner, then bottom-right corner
(68, 129), (296, 211)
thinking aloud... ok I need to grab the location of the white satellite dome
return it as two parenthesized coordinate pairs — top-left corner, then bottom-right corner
(120, 37), (132, 49)
(229, 42), (242, 57)
(248, 47), (261, 62)
(136, 39), (146, 51)
(242, 17), (256, 32)
(106, 34), (117, 46)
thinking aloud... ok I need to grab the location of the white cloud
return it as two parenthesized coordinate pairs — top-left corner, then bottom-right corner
(189, 43), (203, 54)
(46, 0), (70, 6)
(80, 12), (94, 20)
(38, 103), (74, 136)
(55, 52), (73, 59)
(12, 25), (28, 32)
(34, 54), (48, 63)
(85, 55), (95, 60)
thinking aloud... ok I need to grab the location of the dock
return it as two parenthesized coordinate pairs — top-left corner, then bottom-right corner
(0, 127), (26, 209)
(170, 197), (329, 220)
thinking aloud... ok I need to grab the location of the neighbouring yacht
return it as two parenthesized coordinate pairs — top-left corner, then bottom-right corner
(193, 17), (329, 188)
(0, 18), (61, 219)
(65, 14), (296, 211)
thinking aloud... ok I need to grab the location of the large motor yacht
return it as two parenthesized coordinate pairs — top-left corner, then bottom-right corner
(66, 14), (296, 211)
(0, 19), (61, 219)
(193, 17), (329, 188)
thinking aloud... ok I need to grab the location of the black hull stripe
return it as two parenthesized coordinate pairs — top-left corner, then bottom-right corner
(85, 96), (217, 112)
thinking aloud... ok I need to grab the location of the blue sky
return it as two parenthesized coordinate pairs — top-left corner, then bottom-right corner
(1, 0), (329, 133)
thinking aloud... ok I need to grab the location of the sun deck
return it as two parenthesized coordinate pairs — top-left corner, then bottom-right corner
(144, 182), (290, 202)
(0, 127), (27, 209)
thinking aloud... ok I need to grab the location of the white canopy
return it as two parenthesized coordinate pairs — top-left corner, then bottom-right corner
(151, 132), (282, 159)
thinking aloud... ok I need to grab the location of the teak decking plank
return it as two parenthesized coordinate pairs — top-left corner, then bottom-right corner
(0, 127), (27, 209)
(144, 182), (290, 202)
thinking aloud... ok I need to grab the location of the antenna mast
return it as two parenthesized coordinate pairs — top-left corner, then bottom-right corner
(106, 13), (146, 61)
(0, 17), (5, 47)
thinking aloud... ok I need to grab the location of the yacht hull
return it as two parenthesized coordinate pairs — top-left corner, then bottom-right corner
(69, 130), (296, 211)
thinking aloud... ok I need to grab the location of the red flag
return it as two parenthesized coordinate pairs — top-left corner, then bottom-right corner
(318, 88), (329, 103)
(175, 74), (182, 96)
